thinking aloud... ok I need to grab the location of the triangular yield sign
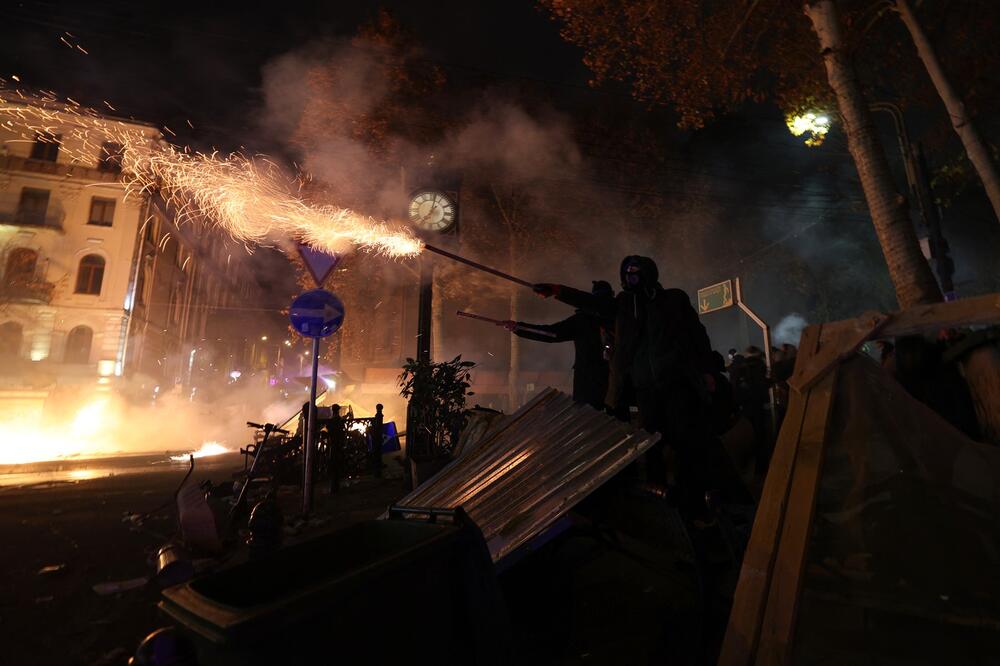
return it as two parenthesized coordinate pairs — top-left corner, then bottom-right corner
(296, 242), (340, 288)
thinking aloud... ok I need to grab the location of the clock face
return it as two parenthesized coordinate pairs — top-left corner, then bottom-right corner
(408, 190), (456, 232)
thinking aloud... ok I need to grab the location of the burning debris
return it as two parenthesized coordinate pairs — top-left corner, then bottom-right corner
(169, 441), (231, 462)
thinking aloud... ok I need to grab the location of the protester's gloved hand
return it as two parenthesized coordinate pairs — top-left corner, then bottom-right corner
(533, 283), (561, 298)
(500, 320), (518, 332)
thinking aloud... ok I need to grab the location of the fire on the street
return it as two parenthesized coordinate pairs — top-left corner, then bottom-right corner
(0, 90), (424, 258)
(0, 398), (117, 464)
(170, 441), (231, 461)
(0, 400), (233, 466)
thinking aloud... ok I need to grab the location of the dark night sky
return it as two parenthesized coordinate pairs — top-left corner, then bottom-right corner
(1, 1), (593, 150)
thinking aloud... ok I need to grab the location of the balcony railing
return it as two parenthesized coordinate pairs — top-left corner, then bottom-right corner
(0, 193), (66, 230)
(0, 154), (121, 183)
(0, 278), (56, 304)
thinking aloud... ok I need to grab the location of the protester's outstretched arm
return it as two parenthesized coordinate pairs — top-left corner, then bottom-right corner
(533, 283), (614, 318)
(503, 316), (575, 343)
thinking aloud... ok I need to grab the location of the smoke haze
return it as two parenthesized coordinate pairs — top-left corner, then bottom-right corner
(252, 32), (908, 378)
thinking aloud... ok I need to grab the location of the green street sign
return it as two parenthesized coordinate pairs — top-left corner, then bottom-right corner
(697, 279), (734, 314)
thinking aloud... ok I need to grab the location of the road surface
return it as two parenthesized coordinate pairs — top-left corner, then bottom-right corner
(0, 452), (406, 665)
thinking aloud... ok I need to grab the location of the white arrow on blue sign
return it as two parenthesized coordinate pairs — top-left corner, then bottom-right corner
(289, 290), (345, 338)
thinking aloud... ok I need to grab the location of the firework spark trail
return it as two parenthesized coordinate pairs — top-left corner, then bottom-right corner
(0, 91), (424, 258)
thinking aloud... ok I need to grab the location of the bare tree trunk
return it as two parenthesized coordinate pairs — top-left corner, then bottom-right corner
(805, 0), (942, 308)
(491, 182), (523, 412)
(431, 266), (444, 361)
(896, 0), (1000, 224)
(509, 280), (521, 411)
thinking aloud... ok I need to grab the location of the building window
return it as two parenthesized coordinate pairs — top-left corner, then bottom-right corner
(98, 142), (123, 172)
(29, 132), (61, 162)
(75, 255), (105, 295)
(64, 326), (93, 364)
(4, 248), (38, 282)
(0, 322), (23, 359)
(16, 188), (51, 226)
(168, 283), (182, 324)
(88, 197), (116, 226)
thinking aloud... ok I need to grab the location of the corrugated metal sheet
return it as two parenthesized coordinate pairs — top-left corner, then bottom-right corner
(393, 388), (661, 563)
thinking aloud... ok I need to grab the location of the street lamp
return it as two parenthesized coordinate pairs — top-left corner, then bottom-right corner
(785, 104), (955, 297)
(785, 112), (832, 147)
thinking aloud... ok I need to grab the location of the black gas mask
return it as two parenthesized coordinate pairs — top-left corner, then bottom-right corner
(624, 261), (643, 292)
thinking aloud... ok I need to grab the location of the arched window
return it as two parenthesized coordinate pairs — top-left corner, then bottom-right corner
(4, 248), (37, 282)
(75, 255), (105, 295)
(64, 326), (93, 364)
(0, 321), (23, 358)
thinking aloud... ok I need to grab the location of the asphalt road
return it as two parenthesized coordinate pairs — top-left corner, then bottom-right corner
(0, 453), (407, 666)
(1, 453), (714, 665)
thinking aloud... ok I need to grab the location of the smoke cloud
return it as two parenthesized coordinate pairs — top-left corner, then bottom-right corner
(251, 29), (920, 401)
(773, 313), (808, 347)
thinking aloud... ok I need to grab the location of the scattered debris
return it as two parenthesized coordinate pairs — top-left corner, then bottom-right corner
(92, 576), (148, 596)
(155, 543), (194, 587)
(34, 596), (54, 604)
(177, 482), (222, 554)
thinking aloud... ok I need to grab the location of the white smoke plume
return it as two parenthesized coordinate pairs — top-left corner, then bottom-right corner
(773, 313), (808, 347)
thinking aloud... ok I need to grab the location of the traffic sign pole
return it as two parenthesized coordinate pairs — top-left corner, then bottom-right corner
(698, 277), (778, 438)
(734, 277), (778, 436)
(303, 335), (321, 514)
(288, 289), (346, 516)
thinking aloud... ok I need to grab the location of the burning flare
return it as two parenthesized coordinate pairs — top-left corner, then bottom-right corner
(0, 89), (423, 258)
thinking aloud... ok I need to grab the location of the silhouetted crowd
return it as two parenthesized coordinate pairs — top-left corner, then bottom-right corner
(505, 255), (797, 518)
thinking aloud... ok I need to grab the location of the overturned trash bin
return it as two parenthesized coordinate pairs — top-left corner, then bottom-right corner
(159, 508), (508, 666)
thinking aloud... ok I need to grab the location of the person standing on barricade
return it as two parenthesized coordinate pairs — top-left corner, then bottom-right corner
(535, 256), (718, 516)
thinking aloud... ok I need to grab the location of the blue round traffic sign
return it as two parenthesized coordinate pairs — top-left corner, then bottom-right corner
(289, 290), (345, 338)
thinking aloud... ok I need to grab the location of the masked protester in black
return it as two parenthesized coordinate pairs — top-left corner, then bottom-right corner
(502, 281), (614, 411)
(535, 256), (717, 515)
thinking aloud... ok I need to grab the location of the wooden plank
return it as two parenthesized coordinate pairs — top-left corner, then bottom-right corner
(755, 356), (840, 665)
(789, 311), (888, 394)
(820, 292), (1000, 345)
(718, 324), (822, 666)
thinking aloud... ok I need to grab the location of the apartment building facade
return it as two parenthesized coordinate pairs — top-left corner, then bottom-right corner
(0, 98), (268, 414)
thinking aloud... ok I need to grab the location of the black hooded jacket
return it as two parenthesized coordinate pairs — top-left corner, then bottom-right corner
(557, 256), (714, 408)
(512, 311), (609, 408)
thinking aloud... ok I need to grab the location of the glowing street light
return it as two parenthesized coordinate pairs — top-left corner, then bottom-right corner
(786, 112), (832, 147)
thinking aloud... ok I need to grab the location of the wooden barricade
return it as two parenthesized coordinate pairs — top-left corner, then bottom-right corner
(718, 292), (1000, 665)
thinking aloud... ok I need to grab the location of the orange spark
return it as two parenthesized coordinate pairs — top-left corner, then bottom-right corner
(0, 89), (424, 258)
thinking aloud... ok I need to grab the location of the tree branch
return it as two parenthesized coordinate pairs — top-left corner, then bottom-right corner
(723, 0), (762, 58)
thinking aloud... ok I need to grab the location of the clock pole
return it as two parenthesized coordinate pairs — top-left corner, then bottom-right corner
(416, 254), (433, 364)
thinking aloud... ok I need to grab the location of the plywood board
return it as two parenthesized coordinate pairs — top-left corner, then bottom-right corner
(718, 323), (822, 666)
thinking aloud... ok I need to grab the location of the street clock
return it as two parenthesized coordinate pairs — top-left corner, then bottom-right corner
(408, 190), (456, 233)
